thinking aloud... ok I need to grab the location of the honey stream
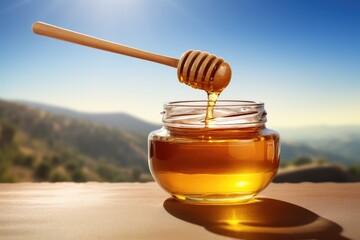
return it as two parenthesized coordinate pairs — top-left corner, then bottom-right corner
(205, 92), (219, 127)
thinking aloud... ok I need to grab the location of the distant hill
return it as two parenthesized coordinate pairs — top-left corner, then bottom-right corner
(279, 125), (360, 142)
(1, 98), (359, 183)
(279, 126), (360, 165)
(0, 99), (151, 182)
(11, 100), (360, 167)
(274, 165), (359, 183)
(18, 100), (161, 134)
(280, 141), (359, 166)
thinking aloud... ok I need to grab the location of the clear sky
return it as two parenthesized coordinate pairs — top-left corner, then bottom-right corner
(1, 0), (359, 128)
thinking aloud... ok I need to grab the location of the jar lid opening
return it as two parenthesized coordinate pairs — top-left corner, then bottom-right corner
(162, 100), (267, 128)
(164, 100), (264, 108)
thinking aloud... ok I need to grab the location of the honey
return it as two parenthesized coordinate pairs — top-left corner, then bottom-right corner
(205, 92), (219, 125)
(148, 100), (280, 203)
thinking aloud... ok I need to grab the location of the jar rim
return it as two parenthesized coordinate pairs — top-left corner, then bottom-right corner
(164, 100), (264, 108)
(162, 100), (267, 128)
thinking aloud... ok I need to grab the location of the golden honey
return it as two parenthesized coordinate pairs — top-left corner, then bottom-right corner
(148, 100), (280, 203)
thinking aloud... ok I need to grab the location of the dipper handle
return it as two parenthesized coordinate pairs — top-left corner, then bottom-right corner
(32, 22), (231, 93)
(32, 21), (179, 68)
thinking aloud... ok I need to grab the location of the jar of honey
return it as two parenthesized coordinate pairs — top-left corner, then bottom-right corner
(148, 100), (280, 203)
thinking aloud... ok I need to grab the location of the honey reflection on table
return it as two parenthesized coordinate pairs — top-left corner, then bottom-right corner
(163, 198), (349, 240)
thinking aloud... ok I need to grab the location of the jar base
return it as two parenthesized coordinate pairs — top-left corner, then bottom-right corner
(173, 193), (256, 204)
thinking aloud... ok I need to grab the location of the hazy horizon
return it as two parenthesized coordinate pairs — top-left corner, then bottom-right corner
(4, 97), (360, 131)
(1, 0), (359, 128)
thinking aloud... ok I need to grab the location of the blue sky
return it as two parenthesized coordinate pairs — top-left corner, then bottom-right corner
(1, 0), (359, 128)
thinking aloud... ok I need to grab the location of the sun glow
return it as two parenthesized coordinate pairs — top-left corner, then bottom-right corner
(61, 0), (148, 28)
(80, 0), (143, 17)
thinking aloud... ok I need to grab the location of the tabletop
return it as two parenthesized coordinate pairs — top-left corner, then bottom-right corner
(0, 182), (359, 240)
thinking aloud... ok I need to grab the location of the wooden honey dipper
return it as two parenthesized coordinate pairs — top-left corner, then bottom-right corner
(32, 22), (231, 93)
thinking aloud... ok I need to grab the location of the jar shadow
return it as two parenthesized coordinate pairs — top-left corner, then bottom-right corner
(163, 197), (351, 240)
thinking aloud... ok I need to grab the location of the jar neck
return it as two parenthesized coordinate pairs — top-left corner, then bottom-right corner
(163, 125), (266, 139)
(162, 100), (267, 129)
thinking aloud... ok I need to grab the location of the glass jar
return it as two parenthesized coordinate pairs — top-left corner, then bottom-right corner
(148, 100), (280, 203)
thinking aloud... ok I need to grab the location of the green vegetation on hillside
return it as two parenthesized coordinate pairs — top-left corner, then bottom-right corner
(0, 100), (151, 182)
(280, 156), (360, 179)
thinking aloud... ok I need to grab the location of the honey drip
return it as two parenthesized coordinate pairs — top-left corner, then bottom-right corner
(205, 92), (219, 127)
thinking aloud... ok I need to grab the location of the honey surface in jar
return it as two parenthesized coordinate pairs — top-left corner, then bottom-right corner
(149, 127), (280, 203)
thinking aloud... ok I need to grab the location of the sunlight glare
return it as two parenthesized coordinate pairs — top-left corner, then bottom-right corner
(72, 0), (146, 24)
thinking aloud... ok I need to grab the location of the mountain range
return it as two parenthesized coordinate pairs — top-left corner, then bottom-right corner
(0, 99), (151, 182)
(19, 100), (360, 166)
(278, 126), (360, 166)
(19, 100), (161, 134)
(0, 99), (359, 182)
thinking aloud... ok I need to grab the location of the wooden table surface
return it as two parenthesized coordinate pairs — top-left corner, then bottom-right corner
(0, 182), (359, 240)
